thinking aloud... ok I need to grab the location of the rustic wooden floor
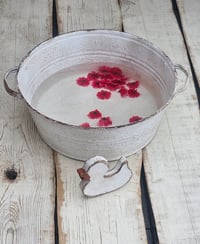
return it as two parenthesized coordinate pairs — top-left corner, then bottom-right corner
(1, 0), (200, 243)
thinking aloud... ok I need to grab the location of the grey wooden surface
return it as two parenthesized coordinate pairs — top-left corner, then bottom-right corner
(0, 0), (200, 243)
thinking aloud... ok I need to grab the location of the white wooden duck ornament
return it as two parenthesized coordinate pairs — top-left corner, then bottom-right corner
(77, 156), (132, 197)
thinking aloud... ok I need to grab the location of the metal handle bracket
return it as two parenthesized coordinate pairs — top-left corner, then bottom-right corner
(174, 64), (189, 95)
(3, 67), (22, 99)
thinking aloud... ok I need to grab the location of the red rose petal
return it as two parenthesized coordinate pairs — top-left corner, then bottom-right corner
(87, 109), (102, 119)
(101, 73), (114, 80)
(80, 122), (90, 128)
(76, 67), (139, 102)
(118, 87), (128, 97)
(110, 67), (122, 76)
(112, 79), (126, 85)
(96, 90), (111, 100)
(121, 76), (128, 82)
(76, 77), (90, 87)
(127, 80), (140, 89)
(128, 88), (140, 98)
(92, 80), (106, 89)
(87, 71), (101, 80)
(98, 117), (112, 127)
(105, 82), (120, 91)
(98, 66), (112, 73)
(129, 116), (143, 123)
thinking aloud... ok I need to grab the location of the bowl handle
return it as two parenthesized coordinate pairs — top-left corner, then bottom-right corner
(174, 64), (189, 95)
(3, 67), (22, 99)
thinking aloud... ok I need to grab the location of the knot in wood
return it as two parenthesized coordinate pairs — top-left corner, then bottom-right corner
(5, 168), (18, 180)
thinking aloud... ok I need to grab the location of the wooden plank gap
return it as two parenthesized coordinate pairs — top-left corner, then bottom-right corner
(52, 4), (59, 241)
(117, 0), (124, 32)
(53, 0), (59, 37)
(53, 151), (60, 244)
(140, 163), (159, 244)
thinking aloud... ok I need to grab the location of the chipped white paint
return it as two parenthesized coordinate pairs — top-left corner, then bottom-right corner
(77, 156), (132, 197)
(0, 1), (55, 243)
(120, 0), (200, 242)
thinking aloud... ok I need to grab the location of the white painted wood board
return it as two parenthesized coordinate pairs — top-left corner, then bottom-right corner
(56, 153), (146, 244)
(56, 0), (122, 33)
(0, 1), (55, 243)
(120, 0), (200, 242)
(177, 0), (200, 87)
(56, 0), (147, 243)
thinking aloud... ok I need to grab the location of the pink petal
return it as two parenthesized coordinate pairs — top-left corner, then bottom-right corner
(96, 90), (111, 100)
(87, 109), (102, 119)
(98, 117), (112, 127)
(80, 122), (90, 128)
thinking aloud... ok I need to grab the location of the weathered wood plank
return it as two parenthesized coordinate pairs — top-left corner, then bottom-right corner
(56, 0), (122, 33)
(120, 0), (200, 242)
(56, 153), (146, 244)
(176, 0), (200, 87)
(56, 0), (147, 243)
(0, 1), (54, 243)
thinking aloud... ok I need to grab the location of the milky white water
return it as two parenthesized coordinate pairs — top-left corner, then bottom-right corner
(31, 63), (164, 127)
